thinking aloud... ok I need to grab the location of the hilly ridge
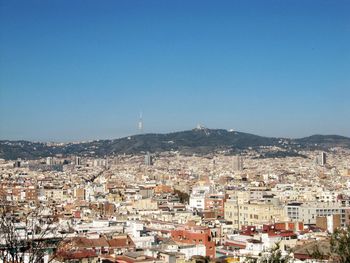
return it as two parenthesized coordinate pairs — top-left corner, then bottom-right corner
(0, 128), (349, 160)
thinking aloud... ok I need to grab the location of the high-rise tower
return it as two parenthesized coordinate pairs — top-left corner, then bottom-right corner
(145, 152), (153, 166)
(320, 152), (326, 166)
(233, 156), (243, 171)
(138, 112), (144, 134)
(315, 151), (327, 166)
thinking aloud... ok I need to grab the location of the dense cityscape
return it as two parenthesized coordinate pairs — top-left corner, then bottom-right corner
(1, 1), (349, 262)
(1, 129), (350, 262)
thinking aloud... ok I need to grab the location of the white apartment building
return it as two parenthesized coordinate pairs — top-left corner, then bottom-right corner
(189, 185), (211, 211)
(285, 202), (350, 227)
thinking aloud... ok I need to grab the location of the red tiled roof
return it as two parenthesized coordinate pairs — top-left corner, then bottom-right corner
(225, 241), (246, 249)
(57, 249), (97, 260)
(267, 230), (296, 237)
(70, 237), (109, 248)
(115, 256), (156, 263)
(108, 237), (135, 248)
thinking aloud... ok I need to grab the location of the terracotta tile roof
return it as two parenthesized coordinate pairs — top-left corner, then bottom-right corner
(71, 237), (109, 248)
(57, 249), (97, 260)
(293, 240), (331, 260)
(108, 236), (135, 248)
(115, 255), (156, 263)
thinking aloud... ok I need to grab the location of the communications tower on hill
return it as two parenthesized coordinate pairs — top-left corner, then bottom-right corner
(138, 112), (144, 134)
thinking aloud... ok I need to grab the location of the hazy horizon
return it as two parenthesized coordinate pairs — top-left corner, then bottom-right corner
(1, 1), (349, 141)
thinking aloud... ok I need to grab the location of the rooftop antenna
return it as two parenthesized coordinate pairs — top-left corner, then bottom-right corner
(138, 111), (144, 134)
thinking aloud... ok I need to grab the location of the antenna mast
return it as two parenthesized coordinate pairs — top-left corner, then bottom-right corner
(138, 112), (144, 134)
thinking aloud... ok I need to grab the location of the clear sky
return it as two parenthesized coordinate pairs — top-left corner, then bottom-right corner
(0, 0), (349, 141)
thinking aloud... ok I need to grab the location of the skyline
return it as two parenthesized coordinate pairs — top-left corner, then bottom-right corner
(1, 0), (349, 141)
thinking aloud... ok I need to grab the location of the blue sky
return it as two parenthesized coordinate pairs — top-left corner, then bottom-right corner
(0, 0), (349, 141)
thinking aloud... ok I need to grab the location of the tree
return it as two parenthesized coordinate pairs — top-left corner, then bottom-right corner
(302, 227), (350, 262)
(330, 226), (350, 263)
(307, 243), (329, 261)
(244, 243), (290, 263)
(0, 203), (65, 263)
(260, 243), (290, 263)
(244, 257), (257, 263)
(174, 189), (190, 204)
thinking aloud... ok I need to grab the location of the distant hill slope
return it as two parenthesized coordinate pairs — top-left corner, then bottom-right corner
(0, 128), (349, 160)
(295, 134), (350, 146)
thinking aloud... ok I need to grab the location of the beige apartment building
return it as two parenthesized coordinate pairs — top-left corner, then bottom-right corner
(224, 197), (287, 229)
(133, 198), (158, 211)
(44, 187), (64, 202)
